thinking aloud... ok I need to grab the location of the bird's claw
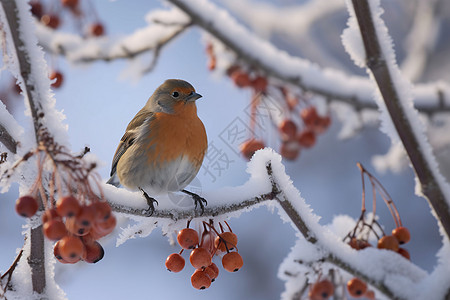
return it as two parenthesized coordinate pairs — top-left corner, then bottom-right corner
(140, 188), (158, 216)
(182, 189), (207, 214)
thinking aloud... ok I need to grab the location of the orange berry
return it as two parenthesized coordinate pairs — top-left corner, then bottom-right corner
(279, 119), (297, 140)
(297, 129), (316, 148)
(66, 217), (90, 236)
(214, 232), (238, 252)
(377, 235), (399, 252)
(364, 290), (376, 300)
(82, 240), (104, 264)
(204, 263), (219, 282)
(251, 76), (268, 92)
(92, 201), (112, 222)
(41, 14), (60, 29)
(53, 241), (71, 264)
(43, 219), (67, 240)
(15, 195), (38, 218)
(56, 196), (80, 218)
(398, 248), (410, 260)
(347, 278), (367, 297)
(190, 247), (212, 269)
(76, 204), (97, 228)
(309, 279), (334, 300)
(315, 115), (331, 134)
(61, 0), (78, 8)
(222, 252), (243, 272)
(49, 71), (64, 88)
(280, 141), (300, 161)
(91, 213), (116, 239)
(90, 23), (105, 37)
(208, 57), (216, 71)
(165, 253), (185, 273)
(177, 228), (199, 250)
(231, 70), (251, 88)
(42, 208), (60, 223)
(58, 235), (84, 263)
(392, 227), (411, 244)
(240, 139), (265, 160)
(191, 269), (211, 290)
(300, 107), (319, 126)
(348, 238), (372, 250)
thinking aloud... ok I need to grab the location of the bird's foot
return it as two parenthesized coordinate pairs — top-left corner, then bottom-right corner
(182, 189), (207, 214)
(139, 188), (158, 216)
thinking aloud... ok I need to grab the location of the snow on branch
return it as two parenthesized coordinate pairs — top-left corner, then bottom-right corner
(165, 0), (450, 115)
(36, 8), (191, 66)
(343, 0), (450, 242)
(107, 149), (426, 299)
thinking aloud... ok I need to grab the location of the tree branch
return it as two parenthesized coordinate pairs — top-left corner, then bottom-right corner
(109, 160), (416, 299)
(166, 0), (450, 115)
(0, 123), (17, 154)
(351, 0), (450, 240)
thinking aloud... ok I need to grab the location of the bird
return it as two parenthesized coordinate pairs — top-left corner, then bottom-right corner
(107, 79), (208, 214)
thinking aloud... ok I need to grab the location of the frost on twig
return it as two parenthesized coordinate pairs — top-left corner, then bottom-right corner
(343, 0), (450, 240)
(107, 149), (425, 299)
(166, 0), (450, 115)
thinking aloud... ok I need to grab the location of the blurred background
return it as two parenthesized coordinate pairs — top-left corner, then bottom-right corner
(1, 0), (449, 299)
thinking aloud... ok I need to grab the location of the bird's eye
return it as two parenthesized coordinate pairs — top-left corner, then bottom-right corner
(172, 91), (179, 98)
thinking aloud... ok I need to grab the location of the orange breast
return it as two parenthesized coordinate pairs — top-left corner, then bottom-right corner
(145, 102), (207, 167)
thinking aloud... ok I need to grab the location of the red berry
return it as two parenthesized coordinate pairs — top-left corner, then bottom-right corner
(89, 23), (105, 37)
(30, 1), (43, 19)
(165, 253), (185, 273)
(58, 235), (84, 263)
(222, 252), (243, 272)
(43, 219), (67, 240)
(91, 214), (116, 239)
(280, 141), (300, 161)
(190, 247), (212, 269)
(214, 232), (238, 252)
(300, 107), (319, 127)
(56, 196), (80, 218)
(377, 235), (399, 252)
(177, 228), (199, 250)
(76, 204), (97, 228)
(15, 195), (39, 218)
(347, 278), (367, 297)
(315, 115), (331, 133)
(82, 240), (104, 263)
(398, 248), (410, 260)
(392, 227), (411, 244)
(204, 263), (219, 282)
(251, 76), (268, 92)
(279, 119), (297, 140)
(61, 0), (78, 9)
(53, 241), (71, 264)
(41, 14), (60, 29)
(231, 70), (251, 88)
(240, 139), (265, 160)
(66, 216), (90, 236)
(309, 279), (334, 300)
(49, 71), (64, 88)
(365, 290), (376, 300)
(42, 208), (60, 223)
(191, 269), (211, 290)
(348, 238), (372, 250)
(92, 201), (112, 222)
(297, 129), (316, 148)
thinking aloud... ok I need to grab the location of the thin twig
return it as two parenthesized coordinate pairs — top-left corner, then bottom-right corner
(351, 0), (450, 240)
(166, 0), (450, 115)
(0, 124), (17, 154)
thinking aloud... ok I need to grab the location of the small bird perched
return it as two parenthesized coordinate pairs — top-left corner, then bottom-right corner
(107, 79), (208, 214)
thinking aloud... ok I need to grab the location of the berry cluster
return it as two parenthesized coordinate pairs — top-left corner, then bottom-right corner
(205, 42), (331, 162)
(10, 131), (114, 264)
(29, 0), (106, 89)
(165, 221), (243, 290)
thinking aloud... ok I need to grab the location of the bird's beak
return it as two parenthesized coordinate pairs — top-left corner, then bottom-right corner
(186, 92), (202, 102)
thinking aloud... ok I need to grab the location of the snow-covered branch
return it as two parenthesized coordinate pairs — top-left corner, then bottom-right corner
(166, 0), (450, 115)
(345, 0), (450, 241)
(36, 18), (190, 65)
(108, 150), (425, 299)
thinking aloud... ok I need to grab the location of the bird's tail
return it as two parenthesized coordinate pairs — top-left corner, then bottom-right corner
(106, 174), (120, 187)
